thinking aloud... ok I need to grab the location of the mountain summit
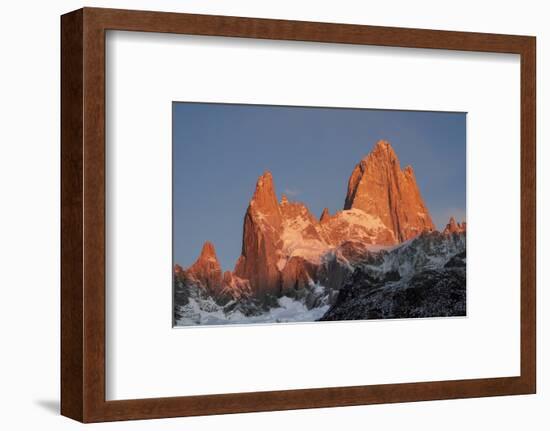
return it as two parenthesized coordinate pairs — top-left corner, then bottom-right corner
(344, 140), (435, 242)
(249, 171), (282, 227)
(185, 241), (223, 296)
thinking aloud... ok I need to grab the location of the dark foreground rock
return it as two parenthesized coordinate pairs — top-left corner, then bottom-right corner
(320, 258), (466, 321)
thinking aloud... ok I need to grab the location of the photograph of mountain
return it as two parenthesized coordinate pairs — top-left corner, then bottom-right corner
(173, 103), (466, 326)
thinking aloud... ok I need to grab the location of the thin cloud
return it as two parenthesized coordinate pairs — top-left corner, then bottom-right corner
(283, 188), (301, 197)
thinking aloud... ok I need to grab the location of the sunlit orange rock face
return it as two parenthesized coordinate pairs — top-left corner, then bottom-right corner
(320, 208), (331, 223)
(182, 241), (223, 297)
(344, 140), (435, 242)
(234, 171), (284, 298)
(443, 216), (467, 234)
(177, 140), (452, 302)
(176, 242), (253, 301)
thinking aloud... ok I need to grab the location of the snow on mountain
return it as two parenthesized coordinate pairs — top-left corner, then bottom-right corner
(358, 229), (466, 279)
(175, 294), (330, 326)
(279, 198), (327, 265)
(320, 208), (397, 246)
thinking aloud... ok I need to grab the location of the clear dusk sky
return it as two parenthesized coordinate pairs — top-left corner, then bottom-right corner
(173, 102), (466, 271)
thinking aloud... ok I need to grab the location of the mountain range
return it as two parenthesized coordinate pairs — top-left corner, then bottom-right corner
(174, 140), (466, 325)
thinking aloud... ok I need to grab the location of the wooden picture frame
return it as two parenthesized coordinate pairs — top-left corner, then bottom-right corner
(61, 7), (536, 423)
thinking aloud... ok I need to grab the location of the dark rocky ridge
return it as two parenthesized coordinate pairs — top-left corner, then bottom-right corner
(320, 252), (466, 321)
(317, 230), (466, 321)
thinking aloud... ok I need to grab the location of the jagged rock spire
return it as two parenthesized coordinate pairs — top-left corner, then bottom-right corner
(443, 217), (466, 234)
(198, 241), (217, 262)
(186, 241), (223, 295)
(234, 171), (283, 297)
(248, 170), (282, 228)
(344, 139), (435, 242)
(320, 207), (331, 223)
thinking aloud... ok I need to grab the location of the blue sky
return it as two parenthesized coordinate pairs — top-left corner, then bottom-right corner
(173, 102), (466, 271)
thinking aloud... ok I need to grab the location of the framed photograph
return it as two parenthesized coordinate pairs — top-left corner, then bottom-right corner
(61, 7), (536, 422)
(172, 103), (467, 327)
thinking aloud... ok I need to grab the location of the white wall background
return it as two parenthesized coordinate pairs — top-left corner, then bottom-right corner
(0, 0), (546, 429)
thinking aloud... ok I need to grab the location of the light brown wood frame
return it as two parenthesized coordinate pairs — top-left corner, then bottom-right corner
(61, 7), (536, 423)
